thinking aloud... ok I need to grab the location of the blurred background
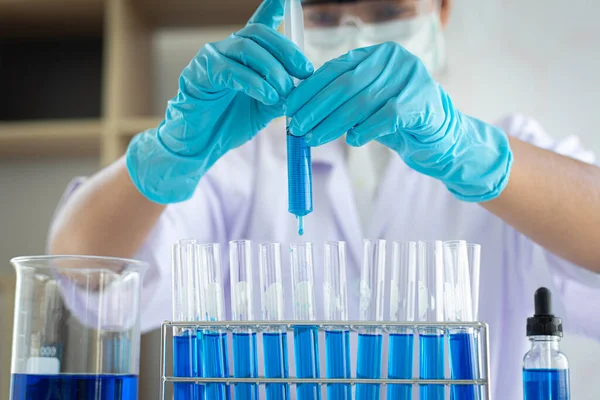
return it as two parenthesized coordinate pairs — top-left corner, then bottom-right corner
(1, 0), (599, 397)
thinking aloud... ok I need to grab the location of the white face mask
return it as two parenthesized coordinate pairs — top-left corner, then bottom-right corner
(304, 12), (446, 75)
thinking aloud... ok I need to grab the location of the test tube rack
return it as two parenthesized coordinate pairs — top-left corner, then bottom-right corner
(159, 320), (492, 399)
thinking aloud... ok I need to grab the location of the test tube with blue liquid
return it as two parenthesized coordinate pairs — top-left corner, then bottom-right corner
(290, 242), (321, 400)
(197, 243), (230, 400)
(417, 241), (445, 400)
(387, 241), (418, 400)
(229, 240), (259, 400)
(356, 239), (386, 400)
(172, 240), (202, 400)
(259, 243), (291, 400)
(285, 0), (313, 236)
(443, 241), (481, 400)
(323, 241), (351, 400)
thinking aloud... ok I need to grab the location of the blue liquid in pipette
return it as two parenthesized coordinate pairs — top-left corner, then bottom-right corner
(174, 332), (202, 400)
(264, 331), (290, 400)
(356, 333), (383, 400)
(10, 373), (137, 400)
(293, 326), (321, 400)
(298, 217), (304, 236)
(419, 333), (445, 400)
(523, 369), (570, 400)
(387, 333), (415, 400)
(325, 330), (351, 400)
(287, 131), (313, 237)
(201, 331), (231, 400)
(233, 332), (259, 400)
(449, 332), (478, 400)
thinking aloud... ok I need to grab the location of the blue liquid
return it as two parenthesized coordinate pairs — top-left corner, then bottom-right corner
(356, 333), (383, 400)
(174, 332), (202, 400)
(449, 332), (478, 400)
(523, 369), (570, 400)
(201, 331), (230, 400)
(419, 333), (445, 400)
(387, 333), (414, 400)
(232, 332), (259, 400)
(293, 326), (321, 400)
(10, 373), (137, 400)
(287, 131), (313, 225)
(263, 331), (290, 400)
(325, 330), (351, 400)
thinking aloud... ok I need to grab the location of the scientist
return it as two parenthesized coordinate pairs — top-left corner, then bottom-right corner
(48, 0), (600, 398)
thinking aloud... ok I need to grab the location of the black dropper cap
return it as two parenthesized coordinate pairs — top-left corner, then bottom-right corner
(527, 287), (563, 337)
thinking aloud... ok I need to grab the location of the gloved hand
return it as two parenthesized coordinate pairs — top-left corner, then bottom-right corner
(286, 42), (513, 202)
(126, 0), (314, 204)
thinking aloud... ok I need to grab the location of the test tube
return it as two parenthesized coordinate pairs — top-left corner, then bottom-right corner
(388, 241), (417, 400)
(323, 241), (351, 400)
(197, 243), (230, 400)
(172, 240), (202, 400)
(229, 240), (259, 400)
(356, 239), (386, 400)
(417, 241), (445, 400)
(444, 241), (480, 400)
(290, 242), (321, 400)
(259, 243), (290, 400)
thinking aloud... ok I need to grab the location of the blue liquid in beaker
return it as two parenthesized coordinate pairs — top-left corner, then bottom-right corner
(387, 332), (415, 400)
(174, 332), (202, 400)
(523, 369), (570, 400)
(263, 331), (290, 400)
(325, 330), (351, 400)
(10, 373), (137, 400)
(232, 332), (259, 400)
(201, 331), (230, 400)
(449, 332), (478, 400)
(419, 333), (445, 400)
(356, 333), (383, 400)
(293, 326), (321, 400)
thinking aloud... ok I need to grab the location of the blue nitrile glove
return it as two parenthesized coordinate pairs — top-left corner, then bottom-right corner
(286, 42), (513, 202)
(126, 0), (313, 204)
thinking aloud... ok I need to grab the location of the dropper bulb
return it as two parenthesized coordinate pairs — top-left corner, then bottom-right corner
(297, 216), (304, 236)
(534, 287), (552, 316)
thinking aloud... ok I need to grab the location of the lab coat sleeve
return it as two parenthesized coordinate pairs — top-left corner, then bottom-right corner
(497, 114), (600, 339)
(47, 142), (257, 333)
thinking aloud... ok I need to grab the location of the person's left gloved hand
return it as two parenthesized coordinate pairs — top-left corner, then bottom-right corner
(286, 42), (513, 202)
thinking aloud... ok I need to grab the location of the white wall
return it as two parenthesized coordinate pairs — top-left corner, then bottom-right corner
(1, 0), (599, 396)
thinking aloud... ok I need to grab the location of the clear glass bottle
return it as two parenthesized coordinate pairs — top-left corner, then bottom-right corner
(523, 288), (570, 400)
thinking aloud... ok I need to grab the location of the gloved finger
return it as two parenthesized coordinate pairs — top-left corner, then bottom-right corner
(286, 46), (376, 119)
(216, 35), (294, 98)
(288, 45), (390, 138)
(237, 24), (314, 81)
(203, 49), (280, 105)
(347, 99), (399, 145)
(248, 0), (285, 30)
(302, 47), (405, 145)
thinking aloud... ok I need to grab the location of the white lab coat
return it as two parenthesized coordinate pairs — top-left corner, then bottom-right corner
(53, 114), (600, 399)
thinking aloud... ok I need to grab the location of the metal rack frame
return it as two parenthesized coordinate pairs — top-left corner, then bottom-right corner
(159, 320), (492, 399)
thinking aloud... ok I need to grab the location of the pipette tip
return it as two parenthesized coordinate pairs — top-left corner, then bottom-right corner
(297, 216), (304, 236)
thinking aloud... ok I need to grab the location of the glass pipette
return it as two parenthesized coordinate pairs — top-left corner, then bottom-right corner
(285, 0), (313, 236)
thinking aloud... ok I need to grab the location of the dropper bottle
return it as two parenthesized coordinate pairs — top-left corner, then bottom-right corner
(523, 287), (570, 400)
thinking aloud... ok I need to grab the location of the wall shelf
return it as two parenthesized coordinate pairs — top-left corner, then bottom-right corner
(0, 119), (102, 157)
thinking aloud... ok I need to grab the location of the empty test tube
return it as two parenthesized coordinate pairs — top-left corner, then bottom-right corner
(388, 241), (418, 400)
(417, 241), (445, 400)
(444, 241), (480, 400)
(259, 243), (290, 400)
(323, 241), (351, 400)
(229, 240), (259, 400)
(172, 240), (202, 400)
(197, 243), (230, 400)
(290, 242), (321, 400)
(356, 239), (386, 400)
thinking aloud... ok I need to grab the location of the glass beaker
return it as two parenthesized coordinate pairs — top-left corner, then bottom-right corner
(10, 255), (147, 400)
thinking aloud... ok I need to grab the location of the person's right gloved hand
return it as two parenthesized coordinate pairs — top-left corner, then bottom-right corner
(126, 0), (313, 204)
